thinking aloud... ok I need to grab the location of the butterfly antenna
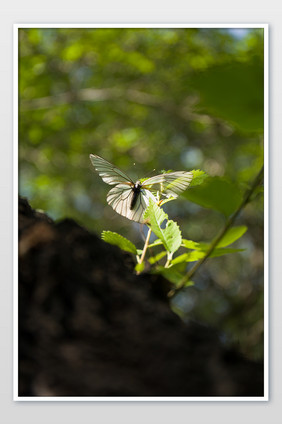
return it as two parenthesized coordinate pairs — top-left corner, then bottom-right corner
(139, 168), (156, 180)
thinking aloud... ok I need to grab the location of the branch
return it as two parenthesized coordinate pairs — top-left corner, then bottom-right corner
(20, 87), (165, 111)
(168, 165), (264, 297)
(20, 87), (202, 122)
(136, 228), (152, 275)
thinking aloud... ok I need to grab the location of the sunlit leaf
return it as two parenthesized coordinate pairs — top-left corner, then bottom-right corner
(216, 226), (247, 247)
(190, 170), (208, 187)
(171, 247), (244, 263)
(101, 231), (137, 254)
(135, 262), (145, 273)
(148, 239), (163, 248)
(181, 239), (202, 250)
(144, 199), (182, 254)
(159, 197), (177, 206)
(193, 227), (248, 251)
(148, 251), (167, 265)
(171, 251), (204, 263)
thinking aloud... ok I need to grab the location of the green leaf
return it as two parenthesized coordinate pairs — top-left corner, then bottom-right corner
(195, 227), (248, 251)
(165, 220), (182, 253)
(190, 57), (264, 133)
(143, 198), (167, 228)
(172, 247), (244, 263)
(217, 226), (247, 247)
(101, 231), (137, 254)
(148, 239), (163, 248)
(144, 199), (182, 254)
(174, 279), (195, 289)
(170, 253), (192, 265)
(155, 267), (184, 286)
(159, 196), (177, 205)
(182, 280), (195, 288)
(181, 239), (202, 250)
(209, 247), (245, 257)
(190, 170), (208, 187)
(135, 262), (145, 273)
(171, 251), (204, 263)
(154, 266), (195, 288)
(183, 177), (243, 217)
(148, 251), (167, 265)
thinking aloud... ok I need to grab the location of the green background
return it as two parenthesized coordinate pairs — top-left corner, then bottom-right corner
(19, 27), (264, 360)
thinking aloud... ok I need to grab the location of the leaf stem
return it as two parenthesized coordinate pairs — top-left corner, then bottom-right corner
(164, 252), (173, 268)
(168, 165), (264, 297)
(137, 227), (152, 274)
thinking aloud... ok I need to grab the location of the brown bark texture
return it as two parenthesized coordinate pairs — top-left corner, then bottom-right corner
(18, 196), (263, 397)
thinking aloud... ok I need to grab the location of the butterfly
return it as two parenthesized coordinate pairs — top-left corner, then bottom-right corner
(90, 154), (193, 223)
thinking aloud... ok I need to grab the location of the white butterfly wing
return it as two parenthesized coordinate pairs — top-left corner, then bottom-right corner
(107, 184), (156, 223)
(142, 171), (193, 197)
(90, 154), (192, 222)
(90, 154), (133, 185)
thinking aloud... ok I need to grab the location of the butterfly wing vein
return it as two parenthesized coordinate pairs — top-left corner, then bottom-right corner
(90, 154), (133, 185)
(90, 155), (193, 222)
(107, 184), (155, 223)
(143, 171), (193, 197)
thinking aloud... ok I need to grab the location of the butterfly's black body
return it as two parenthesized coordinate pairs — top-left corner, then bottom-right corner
(130, 181), (142, 210)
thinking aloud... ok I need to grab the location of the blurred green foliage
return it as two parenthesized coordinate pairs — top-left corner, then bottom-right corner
(18, 27), (264, 360)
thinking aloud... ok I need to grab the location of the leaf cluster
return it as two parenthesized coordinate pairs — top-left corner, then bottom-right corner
(101, 192), (249, 289)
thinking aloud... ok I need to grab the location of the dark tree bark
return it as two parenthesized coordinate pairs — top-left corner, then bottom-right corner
(18, 196), (263, 397)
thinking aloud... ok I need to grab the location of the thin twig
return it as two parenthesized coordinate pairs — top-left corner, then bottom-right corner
(168, 165), (264, 297)
(136, 228), (152, 275)
(20, 87), (202, 123)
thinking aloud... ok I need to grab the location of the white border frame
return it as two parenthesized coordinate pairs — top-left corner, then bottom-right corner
(13, 23), (269, 402)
